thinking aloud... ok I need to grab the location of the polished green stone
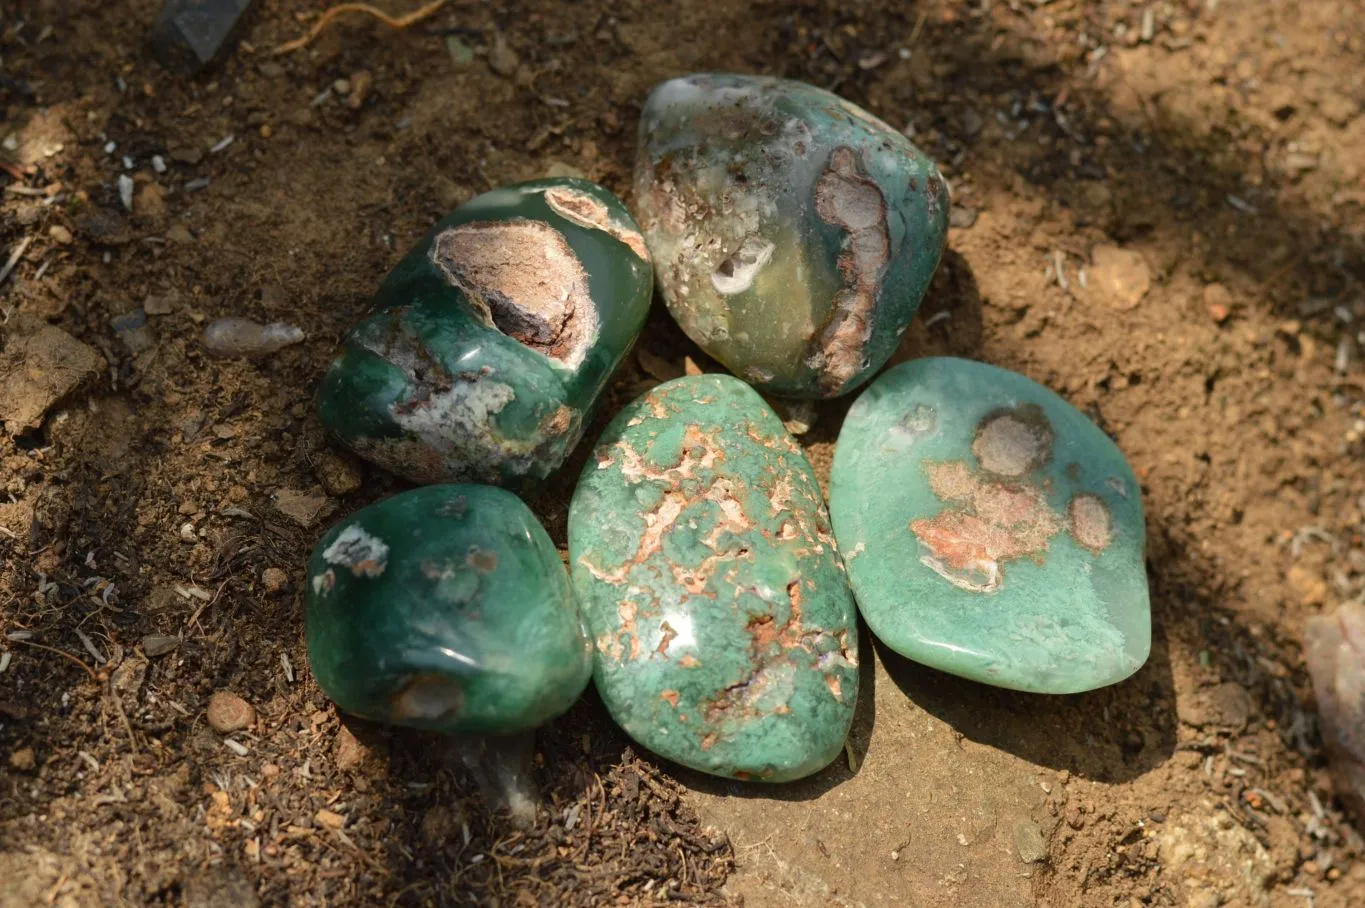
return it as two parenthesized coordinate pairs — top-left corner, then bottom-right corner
(305, 484), (592, 735)
(633, 73), (949, 399)
(829, 358), (1150, 694)
(568, 374), (858, 781)
(318, 178), (653, 487)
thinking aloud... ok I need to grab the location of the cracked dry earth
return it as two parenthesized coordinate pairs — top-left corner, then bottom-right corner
(2, 0), (1365, 906)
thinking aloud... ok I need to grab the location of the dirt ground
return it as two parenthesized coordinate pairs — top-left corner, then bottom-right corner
(2, 0), (1364, 905)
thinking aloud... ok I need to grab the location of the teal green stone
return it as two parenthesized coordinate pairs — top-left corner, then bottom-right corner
(829, 358), (1150, 694)
(633, 73), (950, 399)
(318, 178), (653, 487)
(305, 484), (592, 735)
(568, 374), (858, 781)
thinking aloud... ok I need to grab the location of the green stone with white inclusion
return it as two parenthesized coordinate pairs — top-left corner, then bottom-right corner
(634, 73), (950, 399)
(305, 484), (592, 735)
(317, 178), (652, 489)
(569, 375), (859, 781)
(829, 358), (1150, 694)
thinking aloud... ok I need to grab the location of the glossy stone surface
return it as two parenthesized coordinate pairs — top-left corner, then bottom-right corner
(569, 374), (858, 781)
(830, 358), (1150, 693)
(318, 178), (652, 487)
(1305, 603), (1365, 817)
(306, 484), (592, 735)
(633, 73), (949, 399)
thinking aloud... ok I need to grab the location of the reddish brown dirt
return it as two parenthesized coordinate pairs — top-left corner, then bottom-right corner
(1, 0), (1364, 906)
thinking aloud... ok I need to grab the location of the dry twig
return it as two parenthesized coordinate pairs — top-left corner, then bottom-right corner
(272, 0), (453, 55)
(12, 638), (98, 682)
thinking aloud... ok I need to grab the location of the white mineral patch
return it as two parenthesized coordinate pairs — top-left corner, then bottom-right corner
(323, 525), (390, 577)
(392, 378), (516, 451)
(711, 235), (775, 295)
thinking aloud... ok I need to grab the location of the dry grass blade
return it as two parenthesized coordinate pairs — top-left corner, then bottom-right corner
(11, 638), (99, 682)
(271, 0), (454, 55)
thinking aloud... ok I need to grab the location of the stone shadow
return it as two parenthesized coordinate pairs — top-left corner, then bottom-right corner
(876, 606), (1178, 784)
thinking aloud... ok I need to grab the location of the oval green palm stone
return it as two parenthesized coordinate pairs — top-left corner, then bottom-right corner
(633, 73), (950, 399)
(568, 374), (858, 782)
(305, 484), (592, 735)
(318, 178), (653, 487)
(829, 358), (1150, 694)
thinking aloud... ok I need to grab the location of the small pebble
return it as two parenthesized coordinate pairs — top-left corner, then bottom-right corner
(446, 35), (475, 67)
(203, 317), (305, 358)
(117, 174), (135, 212)
(314, 450), (363, 496)
(142, 634), (180, 657)
(144, 292), (178, 316)
(109, 309), (154, 354)
(48, 224), (73, 245)
(949, 206), (979, 229)
(315, 808), (345, 830)
(262, 567), (289, 595)
(488, 33), (520, 76)
(206, 691), (255, 733)
(346, 71), (373, 109)
(151, 155), (167, 173)
(1203, 283), (1233, 324)
(1014, 820), (1047, 863)
(166, 225), (195, 244)
(273, 487), (330, 527)
(179, 522), (197, 543)
(9, 747), (36, 772)
(334, 725), (367, 770)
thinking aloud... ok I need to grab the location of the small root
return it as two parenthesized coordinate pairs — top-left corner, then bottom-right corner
(271, 0), (453, 56)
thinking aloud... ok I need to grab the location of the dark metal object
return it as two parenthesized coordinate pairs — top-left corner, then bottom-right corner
(148, 0), (257, 73)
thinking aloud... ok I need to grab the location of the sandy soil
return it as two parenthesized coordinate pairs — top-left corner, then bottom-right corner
(2, 0), (1364, 905)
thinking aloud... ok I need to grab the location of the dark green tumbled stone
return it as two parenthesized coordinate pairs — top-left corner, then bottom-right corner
(568, 374), (858, 782)
(634, 73), (950, 399)
(318, 179), (653, 487)
(305, 484), (592, 735)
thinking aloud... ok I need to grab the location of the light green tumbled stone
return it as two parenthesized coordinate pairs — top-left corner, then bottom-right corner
(569, 374), (858, 781)
(829, 358), (1150, 694)
(318, 178), (652, 488)
(634, 73), (949, 399)
(305, 484), (592, 735)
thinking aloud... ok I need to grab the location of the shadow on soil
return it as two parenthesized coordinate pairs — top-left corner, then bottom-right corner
(877, 608), (1177, 784)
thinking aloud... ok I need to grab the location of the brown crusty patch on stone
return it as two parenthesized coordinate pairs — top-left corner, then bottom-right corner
(912, 459), (1064, 593)
(971, 404), (1055, 478)
(812, 147), (890, 394)
(543, 186), (652, 262)
(1068, 493), (1114, 554)
(430, 220), (598, 367)
(913, 413), (1114, 592)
